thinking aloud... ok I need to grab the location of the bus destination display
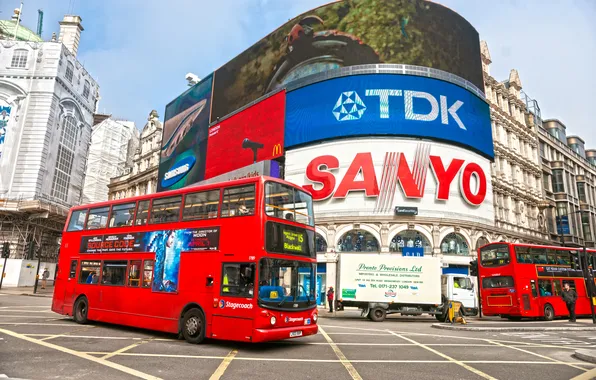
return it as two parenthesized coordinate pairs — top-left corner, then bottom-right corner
(80, 227), (220, 254)
(282, 229), (305, 254)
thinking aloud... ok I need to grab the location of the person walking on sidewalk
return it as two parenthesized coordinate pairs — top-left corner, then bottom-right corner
(561, 282), (577, 322)
(41, 268), (50, 290)
(327, 286), (334, 313)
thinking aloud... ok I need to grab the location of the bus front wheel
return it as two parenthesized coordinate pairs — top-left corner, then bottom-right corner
(369, 307), (386, 322)
(543, 304), (555, 321)
(73, 296), (89, 324)
(182, 308), (206, 344)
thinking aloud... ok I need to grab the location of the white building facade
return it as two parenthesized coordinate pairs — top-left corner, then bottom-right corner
(82, 117), (139, 203)
(0, 13), (98, 285)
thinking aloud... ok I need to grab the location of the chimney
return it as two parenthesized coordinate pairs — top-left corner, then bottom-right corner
(58, 15), (84, 56)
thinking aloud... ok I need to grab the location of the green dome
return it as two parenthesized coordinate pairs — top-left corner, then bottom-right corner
(0, 20), (43, 42)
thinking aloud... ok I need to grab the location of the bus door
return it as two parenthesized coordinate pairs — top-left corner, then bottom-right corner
(212, 262), (256, 342)
(62, 258), (80, 313)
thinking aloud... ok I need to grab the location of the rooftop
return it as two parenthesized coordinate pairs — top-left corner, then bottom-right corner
(0, 19), (43, 42)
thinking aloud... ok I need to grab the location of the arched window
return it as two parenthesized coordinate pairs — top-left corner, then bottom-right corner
(51, 115), (79, 202)
(338, 229), (379, 252)
(440, 233), (469, 255)
(316, 233), (327, 253)
(11, 49), (28, 68)
(476, 236), (490, 250)
(390, 231), (432, 255)
(66, 62), (74, 83)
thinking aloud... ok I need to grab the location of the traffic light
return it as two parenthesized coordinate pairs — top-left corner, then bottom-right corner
(571, 251), (582, 270)
(1, 242), (9, 259)
(470, 259), (478, 277)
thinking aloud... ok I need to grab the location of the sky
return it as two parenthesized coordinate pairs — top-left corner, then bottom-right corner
(1, 0), (595, 147)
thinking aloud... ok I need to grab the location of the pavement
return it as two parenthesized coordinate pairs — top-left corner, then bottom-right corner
(2, 295), (596, 380)
(0, 285), (54, 298)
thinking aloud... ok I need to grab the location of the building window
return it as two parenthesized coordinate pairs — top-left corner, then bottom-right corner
(389, 231), (432, 255)
(66, 62), (74, 83)
(11, 49), (28, 68)
(83, 80), (90, 99)
(440, 233), (469, 255)
(51, 115), (79, 202)
(476, 236), (490, 250)
(578, 182), (587, 203)
(551, 169), (565, 193)
(316, 233), (327, 253)
(582, 212), (592, 242)
(338, 229), (379, 252)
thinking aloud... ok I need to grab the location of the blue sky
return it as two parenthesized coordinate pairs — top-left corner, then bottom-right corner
(2, 0), (595, 146)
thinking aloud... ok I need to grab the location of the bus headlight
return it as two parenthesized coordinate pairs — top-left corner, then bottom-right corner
(312, 313), (318, 322)
(270, 316), (276, 325)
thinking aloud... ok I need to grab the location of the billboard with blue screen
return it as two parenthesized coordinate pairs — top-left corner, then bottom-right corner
(285, 74), (494, 159)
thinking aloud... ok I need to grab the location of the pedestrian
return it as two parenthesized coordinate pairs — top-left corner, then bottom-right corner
(561, 282), (577, 322)
(327, 286), (334, 313)
(41, 268), (50, 290)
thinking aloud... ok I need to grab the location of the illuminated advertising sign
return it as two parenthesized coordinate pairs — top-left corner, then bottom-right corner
(284, 138), (494, 225)
(210, 0), (483, 122)
(195, 160), (281, 187)
(204, 91), (285, 179)
(158, 75), (213, 192)
(285, 74), (493, 159)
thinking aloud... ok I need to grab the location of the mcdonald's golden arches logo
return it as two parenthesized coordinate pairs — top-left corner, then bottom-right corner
(272, 143), (283, 156)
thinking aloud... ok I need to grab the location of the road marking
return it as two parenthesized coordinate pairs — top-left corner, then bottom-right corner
(0, 323), (81, 327)
(0, 315), (56, 319)
(102, 338), (154, 360)
(487, 339), (587, 372)
(318, 326), (363, 380)
(325, 332), (391, 336)
(0, 306), (47, 308)
(0, 310), (55, 313)
(0, 328), (162, 380)
(26, 334), (147, 340)
(571, 367), (596, 380)
(209, 349), (238, 380)
(387, 330), (497, 380)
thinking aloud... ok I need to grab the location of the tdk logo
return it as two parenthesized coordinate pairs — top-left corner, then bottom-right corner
(332, 89), (466, 130)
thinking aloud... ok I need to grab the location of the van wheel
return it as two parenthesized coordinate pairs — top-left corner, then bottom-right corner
(369, 307), (386, 322)
(182, 308), (206, 344)
(435, 313), (447, 322)
(73, 296), (89, 324)
(543, 304), (555, 321)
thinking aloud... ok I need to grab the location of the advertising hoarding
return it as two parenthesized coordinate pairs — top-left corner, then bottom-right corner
(285, 73), (493, 159)
(284, 138), (494, 225)
(194, 160), (281, 187)
(211, 0), (483, 122)
(158, 75), (213, 192)
(339, 254), (441, 304)
(204, 90), (285, 179)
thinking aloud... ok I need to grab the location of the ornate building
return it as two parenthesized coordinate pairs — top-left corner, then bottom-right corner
(108, 110), (162, 200)
(480, 41), (549, 244)
(0, 12), (99, 265)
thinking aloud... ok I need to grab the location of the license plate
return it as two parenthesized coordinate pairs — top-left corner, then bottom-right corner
(290, 330), (303, 337)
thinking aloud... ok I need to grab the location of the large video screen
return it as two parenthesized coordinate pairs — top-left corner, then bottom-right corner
(157, 75), (213, 191)
(204, 91), (285, 179)
(211, 0), (483, 122)
(284, 73), (494, 159)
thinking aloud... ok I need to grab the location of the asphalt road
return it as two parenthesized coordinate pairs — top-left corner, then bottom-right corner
(1, 294), (595, 380)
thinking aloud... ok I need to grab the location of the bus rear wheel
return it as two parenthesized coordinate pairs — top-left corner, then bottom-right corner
(182, 308), (206, 344)
(543, 304), (555, 321)
(73, 296), (89, 324)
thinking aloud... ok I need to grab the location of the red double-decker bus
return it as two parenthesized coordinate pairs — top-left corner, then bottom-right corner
(52, 176), (319, 343)
(478, 242), (595, 320)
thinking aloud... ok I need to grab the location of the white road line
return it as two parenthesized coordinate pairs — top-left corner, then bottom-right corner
(102, 338), (153, 360)
(386, 330), (497, 380)
(0, 315), (56, 319)
(318, 326), (363, 380)
(24, 334), (147, 341)
(0, 306), (48, 308)
(0, 310), (54, 313)
(0, 328), (162, 380)
(487, 339), (588, 372)
(571, 367), (596, 380)
(325, 333), (391, 336)
(0, 323), (79, 326)
(209, 349), (238, 380)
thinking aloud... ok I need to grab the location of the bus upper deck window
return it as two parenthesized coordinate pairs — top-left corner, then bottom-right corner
(67, 210), (88, 231)
(86, 207), (110, 230)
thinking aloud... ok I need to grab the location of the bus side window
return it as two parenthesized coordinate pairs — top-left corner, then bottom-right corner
(553, 280), (562, 296)
(515, 246), (529, 263)
(183, 190), (220, 221)
(135, 201), (150, 226)
(538, 279), (552, 296)
(67, 210), (88, 231)
(128, 260), (142, 287)
(530, 280), (538, 297)
(69, 260), (78, 278)
(86, 207), (110, 230)
(110, 202), (136, 228)
(102, 261), (127, 286)
(150, 196), (182, 224)
(79, 261), (101, 284)
(546, 249), (557, 265)
(221, 185), (255, 217)
(142, 260), (154, 288)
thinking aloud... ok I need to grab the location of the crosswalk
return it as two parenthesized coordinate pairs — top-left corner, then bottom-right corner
(501, 332), (596, 347)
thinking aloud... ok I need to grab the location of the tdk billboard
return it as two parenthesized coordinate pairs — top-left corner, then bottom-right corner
(285, 74), (494, 160)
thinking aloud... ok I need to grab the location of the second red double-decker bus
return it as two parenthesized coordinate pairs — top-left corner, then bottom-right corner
(52, 176), (319, 343)
(478, 242), (595, 320)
